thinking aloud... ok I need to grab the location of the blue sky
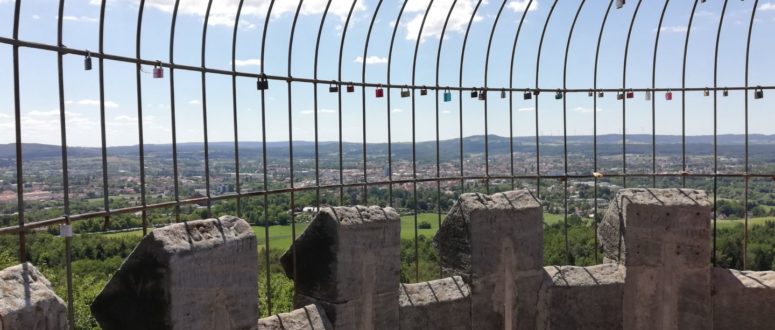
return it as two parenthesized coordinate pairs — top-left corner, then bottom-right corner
(1, 0), (774, 147)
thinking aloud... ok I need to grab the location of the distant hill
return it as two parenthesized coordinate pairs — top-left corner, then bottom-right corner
(2, 134), (775, 162)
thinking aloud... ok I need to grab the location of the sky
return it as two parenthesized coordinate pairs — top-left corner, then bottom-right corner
(1, 0), (774, 147)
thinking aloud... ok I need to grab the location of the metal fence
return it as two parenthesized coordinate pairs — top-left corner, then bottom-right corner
(1, 0), (773, 326)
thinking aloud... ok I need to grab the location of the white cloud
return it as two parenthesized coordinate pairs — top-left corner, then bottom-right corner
(442, 110), (451, 114)
(189, 99), (201, 105)
(392, 108), (403, 113)
(404, 0), (484, 41)
(233, 58), (262, 67)
(59, 15), (98, 23)
(655, 25), (687, 33)
(573, 107), (602, 113)
(32, 14), (40, 20)
(517, 107), (535, 112)
(69, 99), (119, 108)
(760, 3), (775, 11)
(507, 0), (538, 13)
(300, 108), (336, 115)
(354, 56), (388, 64)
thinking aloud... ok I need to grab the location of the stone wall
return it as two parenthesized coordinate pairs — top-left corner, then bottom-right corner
(0, 262), (68, 330)
(398, 276), (470, 330)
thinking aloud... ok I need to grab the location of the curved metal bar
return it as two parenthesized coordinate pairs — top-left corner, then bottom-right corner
(168, 0), (182, 223)
(337, 0), (358, 206)
(11, 0), (24, 264)
(259, 0), (276, 315)
(652, 0), (670, 188)
(743, 0), (760, 270)
(712, 0), (730, 267)
(312, 0), (334, 208)
(482, 0), (509, 195)
(231, 0), (246, 218)
(508, 0), (535, 191)
(621, 0), (644, 189)
(434, 0), (458, 276)
(534, 0), (560, 199)
(361, 0), (385, 205)
(97, 0), (110, 231)
(135, 1), (148, 235)
(200, 0), (215, 216)
(410, 0), (435, 284)
(681, 0), (700, 188)
(458, 0), (484, 193)
(592, 0), (615, 264)
(562, 0), (587, 265)
(386, 0), (409, 206)
(56, 0), (75, 327)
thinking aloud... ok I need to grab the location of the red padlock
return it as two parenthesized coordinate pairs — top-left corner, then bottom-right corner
(375, 85), (384, 98)
(665, 90), (673, 101)
(153, 61), (164, 79)
(346, 83), (355, 93)
(626, 90), (634, 99)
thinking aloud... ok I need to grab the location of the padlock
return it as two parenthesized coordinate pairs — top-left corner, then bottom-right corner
(616, 0), (625, 9)
(533, 89), (541, 96)
(626, 89), (634, 99)
(443, 89), (452, 102)
(617, 91), (624, 100)
(501, 90), (507, 99)
(722, 89), (728, 97)
(375, 85), (384, 98)
(555, 90), (563, 100)
(645, 91), (651, 101)
(588, 90), (594, 97)
(754, 87), (764, 99)
(470, 89), (478, 98)
(478, 90), (486, 101)
(665, 90), (673, 101)
(598, 91), (604, 98)
(346, 83), (355, 93)
(153, 61), (164, 79)
(84, 51), (92, 71)
(703, 88), (710, 97)
(256, 74), (268, 90)
(420, 87), (428, 96)
(523, 90), (532, 100)
(400, 87), (411, 98)
(329, 82), (339, 93)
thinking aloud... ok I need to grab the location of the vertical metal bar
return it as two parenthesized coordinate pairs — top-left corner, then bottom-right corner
(508, 0), (535, 191)
(621, 0), (644, 190)
(458, 0), (484, 194)
(411, 0), (435, 283)
(681, 0), (700, 189)
(652, 1), (670, 189)
(200, 0), (215, 217)
(97, 0), (110, 230)
(712, 0), (730, 267)
(361, 0), (385, 205)
(535, 0), (559, 200)
(11, 0), (24, 264)
(387, 1), (409, 207)
(169, 0), (182, 223)
(135, 0), (148, 236)
(593, 0), (615, 264)
(312, 0), (333, 209)
(483, 0), (509, 195)
(434, 0), (458, 277)
(337, 0), (358, 207)
(259, 0), (276, 315)
(743, 0), (760, 270)
(55, 0), (74, 327)
(231, 0), (245, 218)
(562, 0), (588, 266)
(287, 0), (304, 307)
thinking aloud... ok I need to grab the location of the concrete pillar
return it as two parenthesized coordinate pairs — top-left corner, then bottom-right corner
(712, 267), (775, 330)
(280, 206), (400, 330)
(398, 276), (471, 330)
(598, 188), (712, 330)
(91, 216), (258, 330)
(434, 190), (544, 330)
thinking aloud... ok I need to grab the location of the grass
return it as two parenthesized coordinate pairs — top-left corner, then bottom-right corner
(715, 217), (775, 229)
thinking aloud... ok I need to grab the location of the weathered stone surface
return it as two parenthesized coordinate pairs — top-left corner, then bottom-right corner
(398, 276), (471, 330)
(0, 263), (68, 330)
(599, 188), (712, 330)
(281, 206), (400, 330)
(537, 264), (624, 330)
(434, 190), (544, 330)
(257, 304), (332, 330)
(91, 215), (257, 330)
(712, 267), (775, 330)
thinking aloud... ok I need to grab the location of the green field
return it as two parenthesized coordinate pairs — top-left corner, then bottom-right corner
(716, 217), (775, 229)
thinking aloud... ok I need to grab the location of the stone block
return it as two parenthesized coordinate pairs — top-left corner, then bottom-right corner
(537, 264), (624, 330)
(599, 188), (712, 330)
(91, 216), (257, 330)
(281, 206), (400, 330)
(434, 190), (544, 330)
(257, 304), (332, 330)
(398, 276), (471, 330)
(712, 267), (775, 330)
(0, 262), (68, 330)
